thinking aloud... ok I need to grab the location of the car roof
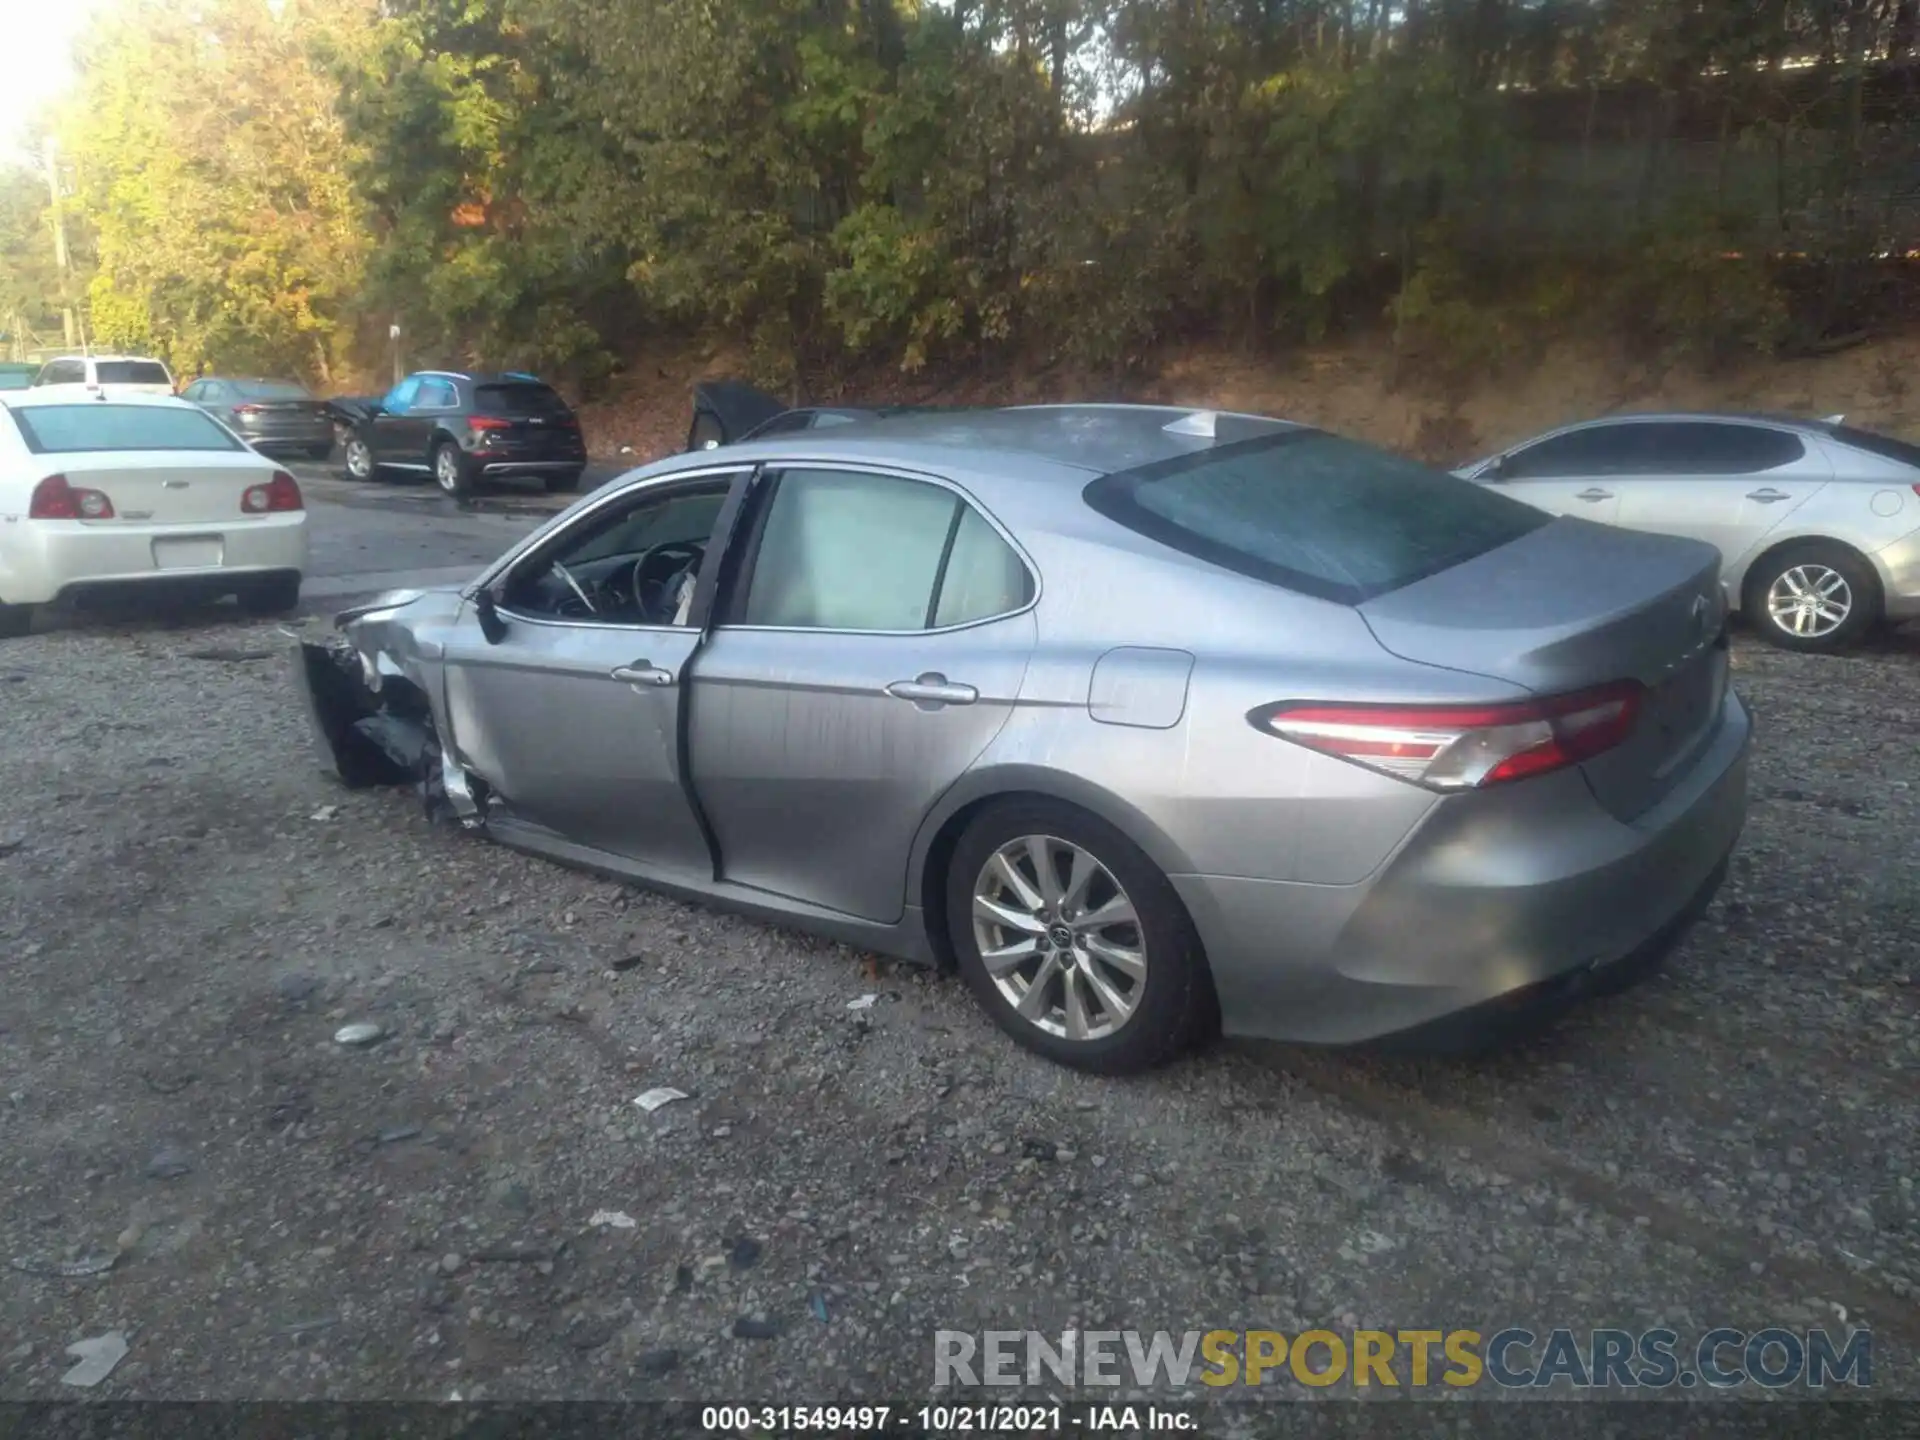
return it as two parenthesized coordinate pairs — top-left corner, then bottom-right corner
(411, 370), (551, 386)
(1526, 410), (1848, 439)
(705, 405), (1305, 491)
(40, 353), (170, 365)
(0, 390), (196, 410)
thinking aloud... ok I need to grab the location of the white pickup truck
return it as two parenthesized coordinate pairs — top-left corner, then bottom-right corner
(30, 354), (176, 399)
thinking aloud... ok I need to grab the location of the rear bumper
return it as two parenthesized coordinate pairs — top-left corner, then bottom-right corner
(476, 458), (583, 476)
(1873, 526), (1920, 618)
(0, 515), (308, 607)
(1175, 690), (1750, 1048)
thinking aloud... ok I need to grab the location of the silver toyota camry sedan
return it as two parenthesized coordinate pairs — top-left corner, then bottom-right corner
(296, 405), (1750, 1073)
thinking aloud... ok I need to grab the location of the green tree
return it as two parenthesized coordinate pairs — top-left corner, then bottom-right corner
(59, 0), (373, 380)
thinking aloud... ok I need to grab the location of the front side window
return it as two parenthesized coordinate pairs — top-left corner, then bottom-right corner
(36, 361), (82, 386)
(11, 404), (245, 455)
(500, 480), (732, 625)
(740, 469), (1032, 631)
(383, 377), (422, 413)
(1086, 431), (1549, 606)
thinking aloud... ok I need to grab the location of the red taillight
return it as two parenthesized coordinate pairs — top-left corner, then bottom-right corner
(470, 416), (512, 431)
(1253, 681), (1644, 791)
(28, 474), (115, 520)
(1911, 483), (1920, 499)
(243, 471), (303, 513)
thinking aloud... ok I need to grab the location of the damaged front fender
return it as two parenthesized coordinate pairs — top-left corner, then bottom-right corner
(292, 593), (484, 825)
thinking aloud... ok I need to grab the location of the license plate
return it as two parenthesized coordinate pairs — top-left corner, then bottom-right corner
(152, 536), (224, 569)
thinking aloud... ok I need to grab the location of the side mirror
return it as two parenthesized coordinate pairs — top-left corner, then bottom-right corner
(473, 588), (507, 645)
(1479, 454), (1509, 481)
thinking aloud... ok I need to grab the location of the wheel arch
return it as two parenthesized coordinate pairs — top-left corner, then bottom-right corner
(909, 765), (1204, 972)
(1737, 531), (1885, 617)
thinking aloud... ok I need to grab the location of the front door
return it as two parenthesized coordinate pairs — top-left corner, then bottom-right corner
(369, 377), (427, 468)
(689, 465), (1039, 922)
(1486, 426), (1632, 525)
(440, 471), (742, 879)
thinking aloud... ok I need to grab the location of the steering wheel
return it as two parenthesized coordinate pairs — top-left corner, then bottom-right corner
(630, 541), (705, 621)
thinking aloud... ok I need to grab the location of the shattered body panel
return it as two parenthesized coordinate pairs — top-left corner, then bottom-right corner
(293, 587), (482, 824)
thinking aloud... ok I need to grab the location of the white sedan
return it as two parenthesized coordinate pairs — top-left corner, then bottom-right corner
(0, 392), (308, 638)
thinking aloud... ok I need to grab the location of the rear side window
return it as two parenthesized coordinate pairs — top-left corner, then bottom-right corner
(94, 361), (173, 386)
(741, 469), (1033, 631)
(1085, 431), (1550, 606)
(1825, 424), (1920, 471)
(1508, 422), (1802, 478)
(10, 404), (244, 455)
(476, 383), (567, 417)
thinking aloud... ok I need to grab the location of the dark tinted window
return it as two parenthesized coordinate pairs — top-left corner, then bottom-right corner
(94, 361), (172, 385)
(11, 404), (244, 454)
(1508, 422), (1802, 479)
(688, 411), (728, 449)
(1824, 424), (1920, 472)
(234, 380), (313, 400)
(1085, 431), (1550, 606)
(36, 360), (83, 385)
(476, 382), (567, 417)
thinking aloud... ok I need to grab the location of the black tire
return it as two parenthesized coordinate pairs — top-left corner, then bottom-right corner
(0, 602), (32, 640)
(432, 440), (474, 499)
(341, 434), (381, 483)
(945, 798), (1211, 1075)
(240, 574), (302, 616)
(544, 467), (585, 494)
(1744, 541), (1881, 654)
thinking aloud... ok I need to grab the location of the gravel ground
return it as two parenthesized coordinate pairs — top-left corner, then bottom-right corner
(0, 612), (1915, 1405)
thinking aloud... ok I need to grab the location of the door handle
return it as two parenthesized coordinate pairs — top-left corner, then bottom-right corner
(885, 673), (978, 706)
(610, 661), (675, 687)
(1746, 488), (1792, 503)
(1574, 487), (1614, 502)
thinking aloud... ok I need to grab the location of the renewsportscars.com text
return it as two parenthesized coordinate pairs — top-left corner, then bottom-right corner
(933, 1327), (1872, 1391)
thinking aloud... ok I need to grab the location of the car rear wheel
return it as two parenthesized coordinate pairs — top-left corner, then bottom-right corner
(945, 798), (1211, 1074)
(545, 467), (585, 494)
(1746, 541), (1880, 654)
(240, 575), (301, 616)
(433, 441), (473, 498)
(0, 602), (32, 640)
(342, 436), (379, 482)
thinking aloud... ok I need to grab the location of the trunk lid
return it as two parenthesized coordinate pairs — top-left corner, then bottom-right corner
(1358, 517), (1731, 821)
(55, 452), (279, 526)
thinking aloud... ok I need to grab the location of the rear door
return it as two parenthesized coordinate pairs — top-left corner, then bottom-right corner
(688, 465), (1038, 922)
(1607, 421), (1830, 567)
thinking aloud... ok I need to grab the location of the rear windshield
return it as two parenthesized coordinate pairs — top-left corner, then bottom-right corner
(1824, 423), (1920, 472)
(1084, 431), (1552, 605)
(476, 382), (567, 417)
(233, 380), (313, 400)
(9, 404), (244, 455)
(94, 361), (173, 386)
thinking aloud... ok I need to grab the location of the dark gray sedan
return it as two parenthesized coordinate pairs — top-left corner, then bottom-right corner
(182, 377), (335, 460)
(295, 405), (1749, 1074)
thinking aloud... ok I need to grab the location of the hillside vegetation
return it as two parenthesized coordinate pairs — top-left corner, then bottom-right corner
(2, 0), (1917, 401)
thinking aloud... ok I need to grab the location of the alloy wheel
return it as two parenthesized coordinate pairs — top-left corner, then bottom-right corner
(434, 447), (461, 492)
(971, 834), (1147, 1041)
(1765, 563), (1851, 639)
(345, 439), (372, 480)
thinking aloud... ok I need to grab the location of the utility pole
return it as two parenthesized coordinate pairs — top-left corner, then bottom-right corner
(43, 136), (77, 350)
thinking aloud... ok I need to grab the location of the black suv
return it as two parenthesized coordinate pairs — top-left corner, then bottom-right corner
(335, 371), (587, 497)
